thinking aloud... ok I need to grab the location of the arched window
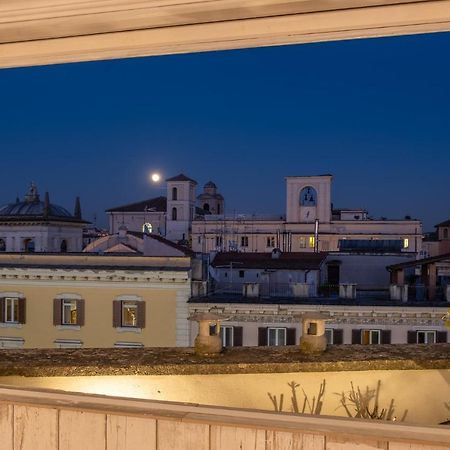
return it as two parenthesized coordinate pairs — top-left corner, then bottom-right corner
(24, 239), (35, 253)
(0, 239), (5, 252)
(217, 204), (221, 214)
(142, 223), (153, 234)
(203, 203), (210, 212)
(444, 228), (449, 239)
(60, 240), (68, 253)
(172, 187), (178, 200)
(300, 186), (317, 206)
(172, 207), (177, 221)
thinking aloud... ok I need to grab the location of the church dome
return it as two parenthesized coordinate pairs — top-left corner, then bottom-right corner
(0, 184), (78, 220)
(204, 181), (217, 189)
(0, 201), (72, 218)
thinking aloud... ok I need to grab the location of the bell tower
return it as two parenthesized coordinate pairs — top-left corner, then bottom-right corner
(165, 173), (197, 242)
(286, 175), (332, 223)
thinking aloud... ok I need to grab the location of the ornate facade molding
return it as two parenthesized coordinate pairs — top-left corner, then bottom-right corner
(189, 303), (448, 327)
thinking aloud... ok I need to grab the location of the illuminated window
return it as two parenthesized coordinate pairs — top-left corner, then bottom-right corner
(299, 237), (306, 248)
(361, 329), (380, 345)
(268, 327), (286, 346)
(142, 223), (153, 234)
(122, 302), (138, 327)
(241, 236), (249, 247)
(4, 298), (19, 323)
(403, 238), (409, 249)
(309, 236), (315, 248)
(62, 300), (77, 325)
(417, 330), (436, 344)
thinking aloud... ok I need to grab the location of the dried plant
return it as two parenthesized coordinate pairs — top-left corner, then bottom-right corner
(268, 379), (326, 415)
(335, 380), (407, 422)
(267, 392), (284, 412)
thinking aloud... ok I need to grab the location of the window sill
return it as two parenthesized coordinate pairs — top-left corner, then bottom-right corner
(0, 323), (23, 329)
(116, 327), (142, 333)
(56, 325), (81, 331)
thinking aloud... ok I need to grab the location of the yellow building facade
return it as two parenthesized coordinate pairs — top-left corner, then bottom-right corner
(0, 254), (191, 348)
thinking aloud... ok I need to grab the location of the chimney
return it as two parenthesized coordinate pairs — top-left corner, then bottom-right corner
(74, 197), (82, 219)
(189, 312), (224, 355)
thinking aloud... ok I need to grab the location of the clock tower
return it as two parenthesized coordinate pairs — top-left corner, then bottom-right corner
(286, 175), (332, 223)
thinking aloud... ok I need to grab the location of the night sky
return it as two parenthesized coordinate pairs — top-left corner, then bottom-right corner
(0, 32), (449, 230)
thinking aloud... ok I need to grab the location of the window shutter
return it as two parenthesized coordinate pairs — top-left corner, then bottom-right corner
(18, 298), (26, 324)
(113, 300), (122, 328)
(76, 299), (85, 327)
(381, 329), (391, 345)
(137, 301), (146, 329)
(436, 331), (448, 343)
(53, 298), (62, 326)
(333, 329), (344, 345)
(258, 327), (268, 346)
(233, 327), (243, 347)
(0, 297), (4, 323)
(407, 330), (417, 344)
(351, 329), (361, 344)
(286, 328), (296, 345)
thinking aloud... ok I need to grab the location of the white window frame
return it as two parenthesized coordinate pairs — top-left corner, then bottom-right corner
(221, 325), (234, 347)
(114, 341), (144, 348)
(416, 330), (436, 344)
(4, 297), (19, 323)
(266, 236), (275, 248)
(299, 236), (306, 248)
(268, 327), (286, 346)
(325, 328), (334, 344)
(362, 329), (380, 345)
(54, 339), (82, 349)
(62, 299), (78, 325)
(0, 337), (24, 348)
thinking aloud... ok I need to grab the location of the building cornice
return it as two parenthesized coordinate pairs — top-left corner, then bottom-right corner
(0, 266), (190, 287)
(188, 303), (448, 326)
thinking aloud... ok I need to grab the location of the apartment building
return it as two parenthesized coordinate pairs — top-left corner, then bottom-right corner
(0, 253), (191, 348)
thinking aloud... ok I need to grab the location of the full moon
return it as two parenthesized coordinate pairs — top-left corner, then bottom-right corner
(151, 173), (161, 183)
